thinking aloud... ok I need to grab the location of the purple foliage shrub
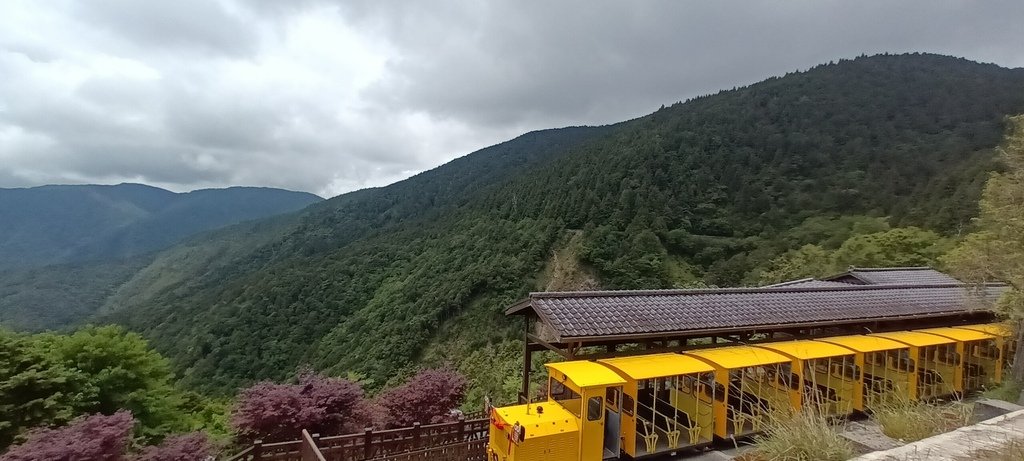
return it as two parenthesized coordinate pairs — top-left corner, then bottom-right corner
(377, 368), (468, 428)
(231, 371), (369, 442)
(0, 411), (135, 461)
(132, 432), (214, 461)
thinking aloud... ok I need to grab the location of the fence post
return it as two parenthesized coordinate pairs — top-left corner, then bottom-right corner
(300, 430), (312, 461)
(252, 440), (263, 460)
(363, 427), (373, 459)
(310, 432), (321, 460)
(457, 415), (465, 441)
(412, 422), (421, 450)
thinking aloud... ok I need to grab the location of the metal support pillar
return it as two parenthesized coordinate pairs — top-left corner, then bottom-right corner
(521, 316), (532, 403)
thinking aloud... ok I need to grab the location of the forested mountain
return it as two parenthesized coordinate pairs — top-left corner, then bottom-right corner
(0, 184), (321, 330)
(79, 53), (1024, 395)
(0, 184), (322, 269)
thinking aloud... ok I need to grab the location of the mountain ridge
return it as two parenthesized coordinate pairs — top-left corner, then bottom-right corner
(10, 53), (1024, 399)
(0, 183), (323, 330)
(0, 183), (322, 270)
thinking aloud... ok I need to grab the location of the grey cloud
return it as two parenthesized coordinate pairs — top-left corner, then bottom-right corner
(351, 1), (1024, 129)
(0, 1), (1022, 197)
(76, 0), (258, 57)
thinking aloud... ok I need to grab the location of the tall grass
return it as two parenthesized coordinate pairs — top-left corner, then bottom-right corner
(750, 409), (854, 461)
(982, 380), (1023, 403)
(871, 393), (973, 442)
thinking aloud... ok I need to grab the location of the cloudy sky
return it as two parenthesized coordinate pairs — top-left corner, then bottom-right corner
(1, 1), (1022, 198)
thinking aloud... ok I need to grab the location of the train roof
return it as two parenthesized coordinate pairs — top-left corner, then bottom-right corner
(599, 353), (714, 380)
(960, 323), (1013, 336)
(815, 334), (909, 352)
(507, 277), (1005, 343)
(915, 326), (995, 342)
(546, 361), (626, 388)
(869, 331), (957, 347)
(757, 340), (855, 360)
(686, 345), (790, 369)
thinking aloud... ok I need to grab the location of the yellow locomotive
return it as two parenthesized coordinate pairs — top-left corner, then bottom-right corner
(487, 322), (1014, 461)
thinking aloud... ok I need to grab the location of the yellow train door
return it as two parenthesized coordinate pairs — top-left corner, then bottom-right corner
(603, 386), (623, 458)
(580, 387), (609, 460)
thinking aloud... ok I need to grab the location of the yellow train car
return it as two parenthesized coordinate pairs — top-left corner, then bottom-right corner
(684, 346), (793, 440)
(487, 322), (1013, 460)
(757, 341), (858, 416)
(869, 331), (959, 400)
(914, 327), (999, 392)
(962, 323), (1016, 383)
(598, 353), (716, 457)
(815, 334), (913, 410)
(488, 361), (625, 461)
(489, 402), (579, 461)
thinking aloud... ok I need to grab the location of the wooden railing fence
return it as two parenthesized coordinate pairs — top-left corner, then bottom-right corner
(224, 415), (489, 461)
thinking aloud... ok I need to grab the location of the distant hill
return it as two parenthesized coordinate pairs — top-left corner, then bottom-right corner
(0, 184), (322, 270)
(0, 184), (321, 330)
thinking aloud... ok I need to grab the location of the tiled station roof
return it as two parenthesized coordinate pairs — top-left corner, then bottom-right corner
(824, 266), (961, 285)
(763, 278), (851, 288)
(506, 281), (1004, 342)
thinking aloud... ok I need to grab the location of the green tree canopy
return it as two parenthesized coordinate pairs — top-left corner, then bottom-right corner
(0, 330), (92, 447)
(945, 115), (1024, 378)
(38, 326), (186, 438)
(756, 244), (833, 285)
(0, 326), (193, 449)
(831, 227), (952, 268)
(756, 227), (952, 285)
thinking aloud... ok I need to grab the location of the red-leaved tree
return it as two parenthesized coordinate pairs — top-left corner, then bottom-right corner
(231, 371), (370, 442)
(132, 432), (214, 461)
(0, 411), (135, 461)
(377, 368), (468, 428)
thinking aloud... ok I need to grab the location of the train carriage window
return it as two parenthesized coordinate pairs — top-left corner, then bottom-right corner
(587, 397), (603, 421)
(697, 372), (723, 401)
(550, 378), (582, 418)
(831, 361), (859, 380)
(937, 345), (961, 365)
(681, 375), (695, 394)
(977, 341), (999, 359)
(606, 387), (619, 408)
(623, 394), (635, 416)
(887, 350), (913, 371)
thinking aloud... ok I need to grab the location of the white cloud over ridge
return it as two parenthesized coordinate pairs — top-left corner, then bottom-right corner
(0, 0), (1022, 197)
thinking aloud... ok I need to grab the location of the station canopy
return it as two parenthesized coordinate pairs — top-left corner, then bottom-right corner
(507, 276), (1004, 343)
(507, 267), (1005, 403)
(823, 267), (963, 285)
